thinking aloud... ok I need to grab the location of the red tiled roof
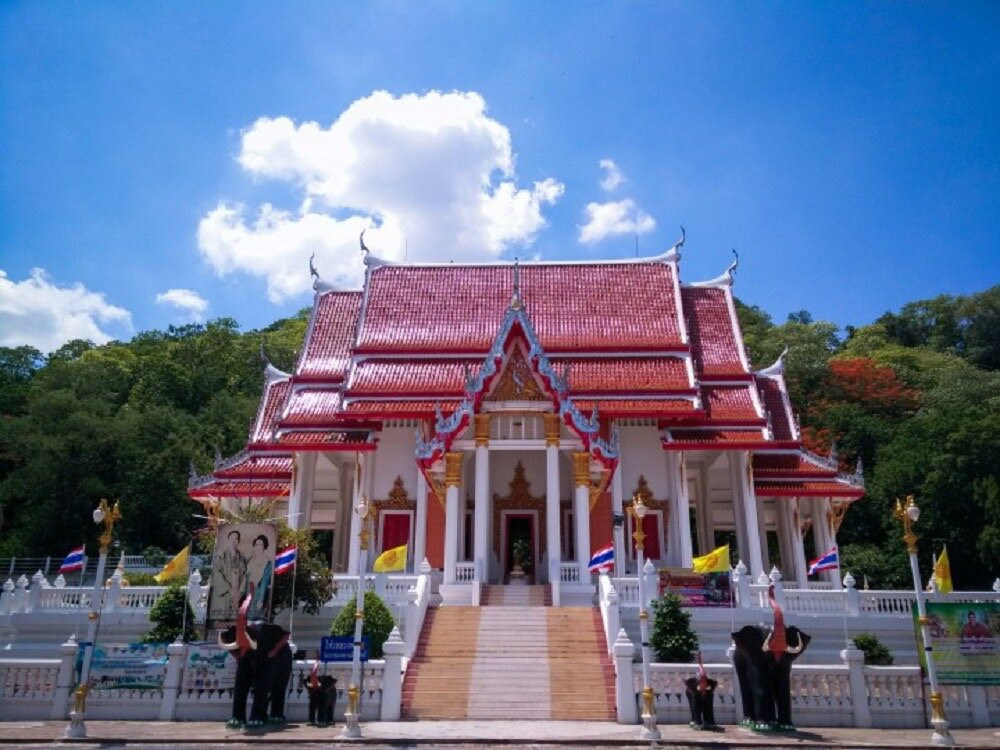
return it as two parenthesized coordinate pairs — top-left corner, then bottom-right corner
(752, 453), (838, 479)
(356, 263), (686, 353)
(189, 479), (290, 499)
(350, 359), (472, 397)
(215, 455), (292, 479)
(756, 376), (796, 441)
(681, 287), (748, 379)
(279, 387), (343, 427)
(699, 384), (761, 423)
(250, 380), (291, 443)
(571, 398), (698, 417)
(662, 428), (796, 451)
(552, 357), (694, 393)
(258, 430), (377, 451)
(342, 399), (463, 417)
(296, 291), (363, 381)
(754, 480), (865, 498)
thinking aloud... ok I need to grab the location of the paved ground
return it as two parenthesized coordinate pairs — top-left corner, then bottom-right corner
(0, 720), (999, 748)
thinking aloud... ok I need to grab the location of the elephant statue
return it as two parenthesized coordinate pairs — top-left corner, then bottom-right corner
(302, 664), (337, 726)
(731, 585), (811, 731)
(218, 587), (293, 728)
(683, 652), (718, 729)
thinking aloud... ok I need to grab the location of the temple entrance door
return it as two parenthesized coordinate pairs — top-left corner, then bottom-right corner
(502, 512), (537, 584)
(378, 510), (413, 569)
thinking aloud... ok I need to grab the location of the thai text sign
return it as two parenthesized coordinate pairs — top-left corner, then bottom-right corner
(76, 643), (169, 690)
(658, 569), (733, 607)
(914, 602), (1000, 685)
(320, 635), (368, 662)
(182, 643), (236, 690)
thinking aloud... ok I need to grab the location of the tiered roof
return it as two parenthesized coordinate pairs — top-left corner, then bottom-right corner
(189, 237), (864, 501)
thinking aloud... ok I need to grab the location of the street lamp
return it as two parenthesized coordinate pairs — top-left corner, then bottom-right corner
(64, 498), (122, 739)
(341, 487), (374, 739)
(893, 495), (954, 747)
(629, 490), (659, 741)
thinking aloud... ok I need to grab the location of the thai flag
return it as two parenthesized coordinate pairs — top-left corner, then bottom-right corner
(58, 545), (85, 574)
(808, 547), (839, 575)
(588, 544), (614, 573)
(274, 546), (297, 575)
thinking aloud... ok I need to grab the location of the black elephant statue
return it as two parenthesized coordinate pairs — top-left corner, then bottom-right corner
(302, 664), (337, 726)
(731, 585), (811, 731)
(218, 588), (293, 729)
(684, 652), (718, 729)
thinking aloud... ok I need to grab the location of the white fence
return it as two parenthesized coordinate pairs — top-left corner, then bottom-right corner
(0, 633), (402, 723)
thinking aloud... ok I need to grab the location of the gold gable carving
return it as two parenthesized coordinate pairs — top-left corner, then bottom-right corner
(491, 461), (547, 555)
(372, 475), (416, 511)
(487, 346), (548, 402)
(626, 475), (671, 515)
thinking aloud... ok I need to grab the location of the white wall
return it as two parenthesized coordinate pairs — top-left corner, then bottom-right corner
(619, 425), (668, 499)
(371, 426), (419, 500)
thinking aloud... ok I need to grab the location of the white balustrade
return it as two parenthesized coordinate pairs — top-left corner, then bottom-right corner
(453, 562), (476, 583)
(559, 562), (580, 584)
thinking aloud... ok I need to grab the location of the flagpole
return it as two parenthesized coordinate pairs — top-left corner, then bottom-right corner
(180, 545), (191, 642)
(288, 548), (298, 640)
(76, 540), (87, 641)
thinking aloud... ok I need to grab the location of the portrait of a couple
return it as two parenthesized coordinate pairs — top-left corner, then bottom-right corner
(208, 523), (277, 623)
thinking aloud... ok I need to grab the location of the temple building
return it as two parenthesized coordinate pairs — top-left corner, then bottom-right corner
(189, 234), (864, 603)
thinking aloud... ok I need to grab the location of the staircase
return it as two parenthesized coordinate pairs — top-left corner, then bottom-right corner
(401, 585), (615, 720)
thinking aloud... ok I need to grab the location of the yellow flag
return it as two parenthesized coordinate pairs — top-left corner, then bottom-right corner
(933, 546), (953, 593)
(154, 545), (190, 583)
(692, 544), (731, 574)
(373, 544), (407, 573)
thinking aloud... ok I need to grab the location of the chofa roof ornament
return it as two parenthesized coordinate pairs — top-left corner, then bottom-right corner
(688, 247), (739, 287)
(663, 225), (685, 262)
(360, 229), (390, 270)
(509, 258), (523, 310)
(308, 252), (338, 294)
(756, 346), (789, 378)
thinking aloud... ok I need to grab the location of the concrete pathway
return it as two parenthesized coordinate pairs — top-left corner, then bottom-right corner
(2, 720), (999, 747)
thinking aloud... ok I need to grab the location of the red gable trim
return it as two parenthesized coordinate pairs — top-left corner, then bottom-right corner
(754, 481), (865, 499)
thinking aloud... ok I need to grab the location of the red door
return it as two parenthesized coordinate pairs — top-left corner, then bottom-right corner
(381, 512), (411, 553)
(631, 514), (661, 560)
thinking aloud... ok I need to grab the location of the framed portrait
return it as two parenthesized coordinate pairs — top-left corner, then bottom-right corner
(207, 523), (277, 625)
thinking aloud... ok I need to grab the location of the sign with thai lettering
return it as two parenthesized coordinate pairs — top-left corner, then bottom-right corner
(915, 602), (1000, 684)
(320, 635), (368, 662)
(76, 642), (169, 690)
(658, 569), (733, 607)
(182, 643), (236, 690)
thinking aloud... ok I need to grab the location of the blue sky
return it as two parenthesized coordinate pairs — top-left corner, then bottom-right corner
(1, 2), (997, 352)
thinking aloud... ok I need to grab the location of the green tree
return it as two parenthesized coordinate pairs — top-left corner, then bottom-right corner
(140, 584), (197, 643)
(650, 593), (699, 662)
(330, 590), (395, 660)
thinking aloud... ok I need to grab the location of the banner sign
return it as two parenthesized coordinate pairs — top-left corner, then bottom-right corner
(208, 522), (277, 625)
(320, 635), (368, 663)
(914, 602), (1000, 685)
(76, 643), (169, 690)
(658, 569), (733, 607)
(182, 643), (236, 690)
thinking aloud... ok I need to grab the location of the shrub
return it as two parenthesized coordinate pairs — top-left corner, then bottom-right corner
(852, 633), (893, 665)
(650, 592), (699, 662)
(140, 584), (197, 643)
(330, 590), (395, 660)
(126, 571), (160, 586)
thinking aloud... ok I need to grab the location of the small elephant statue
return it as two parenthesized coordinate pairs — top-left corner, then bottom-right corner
(218, 587), (293, 729)
(731, 585), (811, 731)
(683, 652), (718, 729)
(302, 665), (337, 726)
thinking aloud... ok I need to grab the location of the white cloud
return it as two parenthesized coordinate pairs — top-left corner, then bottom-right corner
(0, 268), (132, 353)
(155, 288), (208, 321)
(199, 90), (565, 301)
(578, 199), (656, 244)
(599, 158), (625, 192)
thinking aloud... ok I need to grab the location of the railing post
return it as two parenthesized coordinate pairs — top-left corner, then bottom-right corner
(613, 628), (637, 724)
(605, 588), (621, 654)
(734, 561), (750, 609)
(727, 644), (744, 721)
(380, 626), (405, 721)
(54, 574), (66, 588)
(0, 578), (14, 615)
(28, 570), (46, 612)
(840, 647), (871, 727)
(159, 639), (186, 720)
(107, 569), (123, 612)
(51, 634), (79, 719)
(768, 566), (785, 609)
(14, 574), (29, 613)
(643, 559), (658, 610)
(186, 569), (203, 622)
(843, 572), (860, 616)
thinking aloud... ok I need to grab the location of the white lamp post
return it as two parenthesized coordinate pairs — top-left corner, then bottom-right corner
(629, 491), (659, 740)
(341, 488), (374, 739)
(64, 498), (121, 739)
(894, 495), (954, 746)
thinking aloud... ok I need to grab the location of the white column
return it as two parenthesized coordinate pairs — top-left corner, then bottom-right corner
(288, 452), (317, 530)
(813, 497), (839, 586)
(778, 498), (808, 586)
(696, 463), (714, 557)
(443, 451), (463, 585)
(545, 414), (562, 588)
(730, 451), (765, 578)
(347, 453), (368, 575)
(611, 454), (625, 578)
(286, 452), (303, 529)
(334, 460), (353, 571)
(665, 452), (693, 568)
(474, 415), (491, 583)
(413, 472), (427, 573)
(572, 451), (592, 580)
(758, 501), (771, 572)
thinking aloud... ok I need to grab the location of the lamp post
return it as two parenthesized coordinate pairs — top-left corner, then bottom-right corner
(893, 495), (954, 746)
(64, 498), (121, 739)
(629, 491), (659, 740)
(341, 488), (374, 739)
